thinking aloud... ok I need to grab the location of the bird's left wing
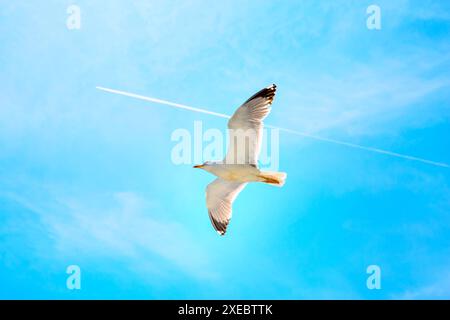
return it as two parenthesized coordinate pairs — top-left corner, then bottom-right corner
(206, 178), (247, 235)
(225, 84), (276, 165)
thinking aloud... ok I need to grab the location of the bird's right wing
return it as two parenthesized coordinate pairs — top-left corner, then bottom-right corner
(206, 178), (247, 235)
(225, 84), (276, 165)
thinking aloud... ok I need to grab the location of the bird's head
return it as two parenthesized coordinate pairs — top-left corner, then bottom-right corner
(193, 161), (214, 170)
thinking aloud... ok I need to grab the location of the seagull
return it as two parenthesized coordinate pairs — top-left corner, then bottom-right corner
(193, 84), (287, 235)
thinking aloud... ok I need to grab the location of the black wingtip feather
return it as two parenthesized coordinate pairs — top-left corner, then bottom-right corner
(243, 84), (277, 105)
(208, 211), (229, 236)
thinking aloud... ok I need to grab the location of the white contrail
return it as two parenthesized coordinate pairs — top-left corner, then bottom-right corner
(96, 86), (449, 168)
(96, 86), (230, 119)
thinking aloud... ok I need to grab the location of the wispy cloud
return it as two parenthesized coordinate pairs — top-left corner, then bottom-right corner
(1, 186), (215, 281)
(394, 270), (450, 299)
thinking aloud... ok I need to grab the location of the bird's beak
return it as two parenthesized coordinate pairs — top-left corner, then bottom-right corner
(193, 164), (204, 169)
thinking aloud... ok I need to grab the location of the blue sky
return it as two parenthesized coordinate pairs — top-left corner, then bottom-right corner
(1, 0), (450, 299)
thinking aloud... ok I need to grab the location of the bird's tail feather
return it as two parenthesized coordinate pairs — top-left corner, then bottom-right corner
(258, 171), (287, 187)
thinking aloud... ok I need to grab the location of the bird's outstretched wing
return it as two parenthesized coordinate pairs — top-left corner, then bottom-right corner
(206, 178), (247, 235)
(225, 84), (276, 166)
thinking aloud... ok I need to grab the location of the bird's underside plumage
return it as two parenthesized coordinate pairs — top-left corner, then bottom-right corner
(198, 84), (286, 235)
(206, 179), (247, 235)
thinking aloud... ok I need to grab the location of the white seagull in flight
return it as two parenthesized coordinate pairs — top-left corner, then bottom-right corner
(194, 84), (287, 235)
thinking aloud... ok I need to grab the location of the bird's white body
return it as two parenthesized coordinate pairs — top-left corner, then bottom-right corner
(203, 163), (262, 183)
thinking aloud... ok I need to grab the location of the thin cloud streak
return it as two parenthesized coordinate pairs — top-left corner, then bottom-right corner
(96, 86), (230, 119)
(96, 86), (449, 168)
